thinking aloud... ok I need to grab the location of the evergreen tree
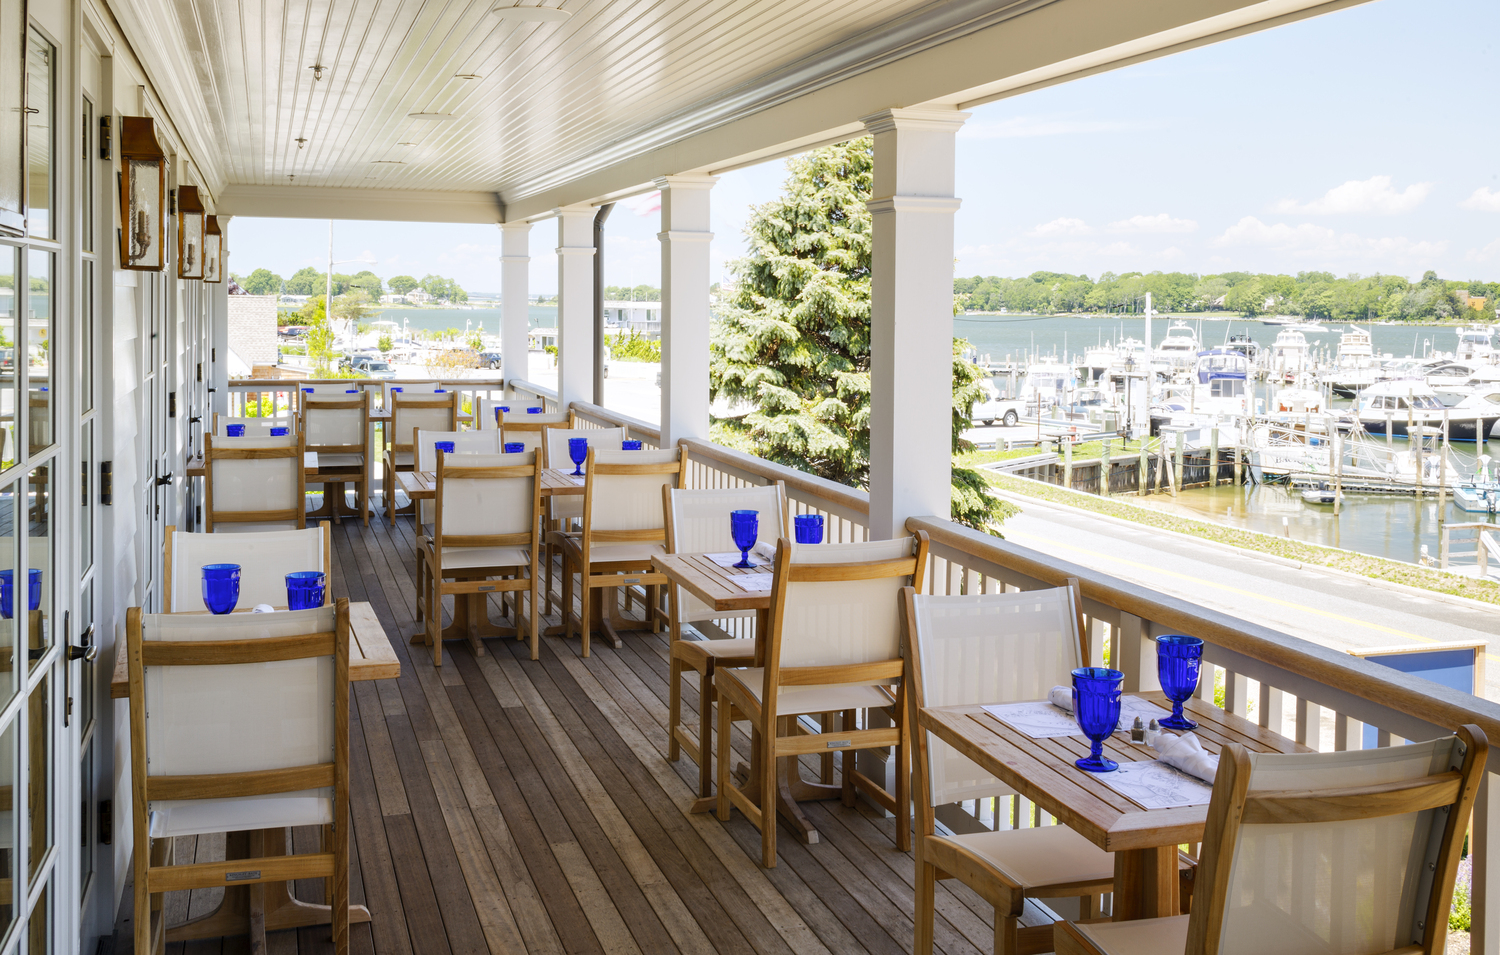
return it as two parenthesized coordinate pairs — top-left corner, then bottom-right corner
(710, 138), (1012, 533)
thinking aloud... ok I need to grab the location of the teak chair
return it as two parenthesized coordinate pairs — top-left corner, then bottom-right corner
(1056, 727), (1488, 955)
(497, 410), (571, 453)
(560, 447), (685, 656)
(421, 450), (542, 663)
(477, 396), (546, 429)
(165, 522), (331, 612)
(302, 391), (372, 525)
(903, 583), (1117, 955)
(412, 428), (503, 630)
(663, 484), (790, 807)
(381, 379), (441, 411)
(384, 391), (459, 523)
(542, 425), (627, 613)
(127, 602), (352, 955)
(203, 432), (306, 532)
(716, 533), (930, 868)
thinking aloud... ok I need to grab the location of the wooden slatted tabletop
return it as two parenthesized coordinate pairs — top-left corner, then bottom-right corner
(109, 599), (400, 698)
(650, 551), (773, 612)
(920, 693), (1310, 920)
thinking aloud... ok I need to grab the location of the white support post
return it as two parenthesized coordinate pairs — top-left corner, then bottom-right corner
(499, 221), (532, 392)
(657, 175), (717, 445)
(864, 108), (969, 540)
(555, 206), (597, 411)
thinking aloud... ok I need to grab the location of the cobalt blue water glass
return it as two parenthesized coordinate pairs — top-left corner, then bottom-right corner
(286, 571), (326, 610)
(1071, 667), (1123, 773)
(345, 389), (358, 394)
(0, 571), (12, 619)
(26, 568), (39, 612)
(794, 514), (824, 544)
(390, 387), (403, 394)
(527, 407), (541, 413)
(226, 424), (245, 437)
(270, 427), (288, 436)
(1155, 634), (1204, 730)
(434, 441), (456, 455)
(302, 387), (314, 395)
(730, 510), (759, 569)
(568, 437), (589, 476)
(433, 389), (447, 393)
(201, 563), (241, 615)
(622, 440), (642, 451)
(504, 442), (525, 453)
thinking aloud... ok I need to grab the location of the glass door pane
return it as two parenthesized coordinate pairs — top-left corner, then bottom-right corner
(0, 0), (23, 234)
(23, 31), (50, 241)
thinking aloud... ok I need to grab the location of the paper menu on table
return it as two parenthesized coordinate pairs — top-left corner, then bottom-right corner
(981, 696), (1171, 739)
(727, 573), (774, 593)
(1096, 758), (1214, 809)
(706, 552), (752, 568)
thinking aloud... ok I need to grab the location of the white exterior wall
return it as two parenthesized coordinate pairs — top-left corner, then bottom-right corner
(226, 293), (279, 365)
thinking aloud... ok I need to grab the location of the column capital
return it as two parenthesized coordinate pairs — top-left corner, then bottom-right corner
(860, 107), (971, 136)
(499, 221), (533, 234)
(499, 255), (530, 263)
(653, 174), (719, 192)
(866, 196), (962, 216)
(658, 230), (714, 244)
(552, 203), (598, 220)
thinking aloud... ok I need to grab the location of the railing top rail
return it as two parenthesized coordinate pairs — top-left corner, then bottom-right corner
(568, 401), (662, 443)
(678, 437), (870, 517)
(908, 514), (1500, 747)
(510, 379), (558, 400)
(1445, 522), (1500, 531)
(226, 377), (506, 388)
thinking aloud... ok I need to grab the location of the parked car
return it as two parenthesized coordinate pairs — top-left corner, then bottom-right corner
(970, 379), (1027, 427)
(477, 351), (502, 369)
(351, 357), (397, 380)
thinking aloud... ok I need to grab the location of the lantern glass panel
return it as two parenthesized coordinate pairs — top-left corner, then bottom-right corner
(180, 209), (203, 279)
(203, 231), (221, 283)
(124, 159), (161, 269)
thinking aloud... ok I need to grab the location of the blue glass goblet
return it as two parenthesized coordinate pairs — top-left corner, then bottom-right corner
(26, 568), (39, 612)
(286, 571), (327, 610)
(568, 437), (589, 476)
(226, 424), (245, 437)
(527, 407), (541, 414)
(201, 564), (241, 615)
(1072, 667), (1123, 773)
(390, 387), (403, 394)
(622, 440), (642, 451)
(270, 427), (288, 436)
(434, 441), (456, 455)
(504, 442), (525, 453)
(434, 389), (447, 393)
(794, 514), (824, 544)
(0, 570), (13, 619)
(1155, 634), (1204, 730)
(730, 510), (759, 569)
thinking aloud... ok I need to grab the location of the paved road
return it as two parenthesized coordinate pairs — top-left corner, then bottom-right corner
(1000, 495), (1500, 698)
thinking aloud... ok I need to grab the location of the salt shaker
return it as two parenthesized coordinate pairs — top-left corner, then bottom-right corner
(1130, 716), (1145, 743)
(1145, 718), (1161, 747)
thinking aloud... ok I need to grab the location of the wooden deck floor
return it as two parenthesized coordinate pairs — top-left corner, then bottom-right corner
(153, 513), (1050, 955)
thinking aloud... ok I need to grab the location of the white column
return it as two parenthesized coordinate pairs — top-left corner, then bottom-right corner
(864, 108), (969, 540)
(555, 205), (596, 410)
(657, 175), (717, 445)
(500, 222), (532, 392)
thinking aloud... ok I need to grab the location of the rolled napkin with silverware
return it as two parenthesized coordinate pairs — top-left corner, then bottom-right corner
(752, 541), (778, 560)
(1048, 686), (1073, 711)
(1151, 731), (1220, 783)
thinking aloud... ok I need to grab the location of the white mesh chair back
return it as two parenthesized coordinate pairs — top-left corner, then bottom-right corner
(303, 398), (365, 450)
(168, 526), (325, 612)
(208, 434), (301, 530)
(478, 396), (547, 430)
(416, 430), (502, 523)
(499, 412), (570, 452)
(298, 382), (356, 397)
(140, 607), (337, 835)
(392, 395), (456, 450)
(438, 452), (537, 540)
(778, 537), (917, 674)
(1212, 739), (1466, 955)
(667, 486), (787, 622)
(383, 380), (440, 410)
(912, 589), (1082, 805)
(216, 416), (295, 437)
(587, 448), (678, 534)
(544, 427), (626, 471)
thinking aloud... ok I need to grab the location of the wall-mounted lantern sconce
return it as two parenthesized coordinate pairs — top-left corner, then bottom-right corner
(203, 216), (223, 283)
(118, 116), (167, 271)
(177, 185), (205, 279)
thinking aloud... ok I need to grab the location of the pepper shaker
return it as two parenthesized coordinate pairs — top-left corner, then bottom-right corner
(1130, 716), (1145, 743)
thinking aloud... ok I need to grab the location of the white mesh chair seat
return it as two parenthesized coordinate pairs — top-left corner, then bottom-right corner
(1069, 917), (1189, 955)
(149, 792), (333, 839)
(719, 667), (893, 717)
(167, 525), (327, 611)
(941, 826), (1114, 889)
(317, 453), (363, 468)
(423, 544), (531, 571)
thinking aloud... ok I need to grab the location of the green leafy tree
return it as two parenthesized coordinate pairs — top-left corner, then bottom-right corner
(284, 266), (323, 295)
(388, 275), (418, 296)
(951, 340), (1019, 533)
(710, 137), (1011, 530)
(243, 268), (283, 296)
(377, 333), (393, 354)
(348, 270), (383, 297)
(331, 289), (374, 325)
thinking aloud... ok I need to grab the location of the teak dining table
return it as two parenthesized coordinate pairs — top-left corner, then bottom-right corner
(650, 551), (844, 844)
(919, 692), (1311, 921)
(110, 600), (401, 942)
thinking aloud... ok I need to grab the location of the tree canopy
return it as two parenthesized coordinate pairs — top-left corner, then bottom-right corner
(710, 137), (1010, 533)
(388, 275), (419, 295)
(242, 268), (283, 295)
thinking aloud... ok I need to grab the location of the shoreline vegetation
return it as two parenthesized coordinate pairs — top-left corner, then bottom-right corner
(981, 469), (1500, 606)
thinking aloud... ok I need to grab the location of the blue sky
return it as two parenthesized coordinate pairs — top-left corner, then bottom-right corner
(228, 0), (1500, 295)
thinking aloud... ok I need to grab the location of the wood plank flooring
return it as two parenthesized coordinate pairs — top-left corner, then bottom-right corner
(154, 513), (1049, 955)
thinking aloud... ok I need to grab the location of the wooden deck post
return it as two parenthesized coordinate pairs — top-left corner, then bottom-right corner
(500, 222), (532, 392)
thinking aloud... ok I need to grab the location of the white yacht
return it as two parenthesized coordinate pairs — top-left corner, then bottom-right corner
(1327, 326), (1379, 397)
(1019, 360), (1076, 411)
(1267, 328), (1311, 381)
(1153, 322), (1201, 375)
(1456, 324), (1497, 363)
(1356, 378), (1500, 441)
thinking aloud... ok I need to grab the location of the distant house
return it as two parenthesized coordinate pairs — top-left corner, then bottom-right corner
(280, 294), (310, 307)
(405, 290), (431, 304)
(380, 293), (406, 304)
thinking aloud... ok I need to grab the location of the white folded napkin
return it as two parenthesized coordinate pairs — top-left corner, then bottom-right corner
(1152, 732), (1220, 784)
(252, 604), (276, 614)
(752, 541), (777, 560)
(1048, 685), (1073, 712)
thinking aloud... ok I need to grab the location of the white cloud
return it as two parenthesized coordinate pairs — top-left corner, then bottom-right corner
(1272, 175), (1432, 215)
(1161, 247), (1184, 261)
(1029, 217), (1092, 237)
(1461, 188), (1500, 212)
(1106, 213), (1198, 234)
(1212, 216), (1448, 263)
(959, 115), (1146, 140)
(1467, 238), (1500, 262)
(1098, 241), (1140, 256)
